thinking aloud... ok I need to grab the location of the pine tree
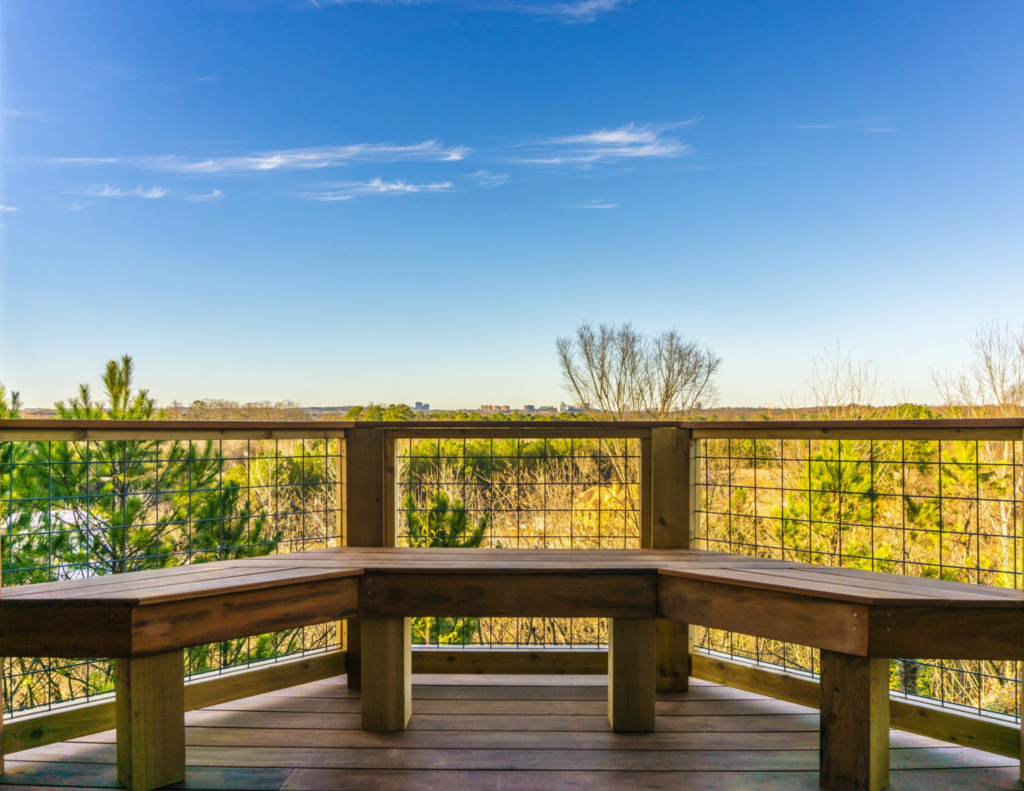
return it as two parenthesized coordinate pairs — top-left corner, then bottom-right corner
(404, 490), (490, 644)
(12, 356), (280, 582)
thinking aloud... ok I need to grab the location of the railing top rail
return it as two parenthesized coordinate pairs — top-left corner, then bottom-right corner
(683, 418), (1024, 441)
(0, 417), (1022, 442)
(0, 419), (354, 441)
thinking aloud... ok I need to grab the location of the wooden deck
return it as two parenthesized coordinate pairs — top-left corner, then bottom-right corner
(1, 674), (1018, 791)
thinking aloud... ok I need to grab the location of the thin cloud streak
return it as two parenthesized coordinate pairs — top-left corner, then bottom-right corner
(0, 204), (18, 212)
(500, 0), (635, 23)
(566, 200), (617, 209)
(49, 141), (470, 174)
(469, 169), (509, 187)
(313, 0), (633, 22)
(184, 189), (225, 201)
(515, 122), (695, 165)
(299, 177), (453, 201)
(2, 108), (44, 121)
(81, 184), (169, 199)
(790, 116), (898, 131)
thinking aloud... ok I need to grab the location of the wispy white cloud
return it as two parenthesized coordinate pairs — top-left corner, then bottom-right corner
(49, 141), (470, 174)
(565, 199), (617, 209)
(2, 108), (44, 121)
(790, 117), (898, 132)
(81, 184), (169, 199)
(299, 177), (453, 201)
(184, 189), (225, 202)
(0, 204), (18, 213)
(515, 122), (696, 165)
(498, 0), (634, 22)
(469, 169), (509, 187)
(197, 75), (222, 82)
(310, 0), (632, 21)
(50, 157), (122, 165)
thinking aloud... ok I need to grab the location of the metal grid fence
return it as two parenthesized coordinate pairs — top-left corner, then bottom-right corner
(395, 436), (641, 649)
(693, 436), (1023, 725)
(1, 436), (342, 718)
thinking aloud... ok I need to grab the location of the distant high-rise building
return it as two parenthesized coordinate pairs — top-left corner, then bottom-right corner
(522, 405), (535, 413)
(413, 401), (430, 411)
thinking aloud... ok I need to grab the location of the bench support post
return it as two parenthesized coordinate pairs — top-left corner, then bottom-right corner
(819, 650), (889, 791)
(343, 428), (389, 691)
(649, 427), (696, 692)
(116, 650), (186, 791)
(608, 617), (656, 732)
(361, 616), (411, 731)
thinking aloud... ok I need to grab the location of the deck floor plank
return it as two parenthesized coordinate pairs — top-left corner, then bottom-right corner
(1, 675), (1018, 791)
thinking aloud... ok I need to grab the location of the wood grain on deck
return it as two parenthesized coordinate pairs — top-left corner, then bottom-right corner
(1, 675), (1017, 791)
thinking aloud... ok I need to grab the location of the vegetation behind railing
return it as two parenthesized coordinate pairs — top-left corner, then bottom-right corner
(1, 427), (343, 717)
(395, 434), (642, 646)
(691, 422), (1022, 724)
(2, 417), (1022, 734)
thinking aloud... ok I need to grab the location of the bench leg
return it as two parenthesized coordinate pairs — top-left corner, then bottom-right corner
(115, 650), (186, 791)
(608, 617), (656, 733)
(361, 616), (411, 731)
(656, 619), (691, 692)
(342, 617), (361, 690)
(819, 650), (889, 791)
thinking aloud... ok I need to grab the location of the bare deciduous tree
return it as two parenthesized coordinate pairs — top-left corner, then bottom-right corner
(805, 343), (879, 420)
(932, 322), (1024, 418)
(556, 321), (721, 420)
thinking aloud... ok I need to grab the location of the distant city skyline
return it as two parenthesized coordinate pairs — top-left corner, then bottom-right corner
(2, 1), (1022, 409)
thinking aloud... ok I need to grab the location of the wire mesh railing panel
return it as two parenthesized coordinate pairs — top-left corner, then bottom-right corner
(1, 436), (342, 718)
(395, 436), (640, 649)
(694, 435), (1023, 724)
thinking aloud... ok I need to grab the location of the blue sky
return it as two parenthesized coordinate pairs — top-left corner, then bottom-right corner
(1, 0), (1022, 410)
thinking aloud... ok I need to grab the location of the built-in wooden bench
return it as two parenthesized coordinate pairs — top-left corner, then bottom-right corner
(0, 562), (361, 791)
(2, 547), (1022, 791)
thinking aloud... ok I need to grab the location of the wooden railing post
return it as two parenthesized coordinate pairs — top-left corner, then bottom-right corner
(342, 428), (388, 689)
(649, 427), (696, 691)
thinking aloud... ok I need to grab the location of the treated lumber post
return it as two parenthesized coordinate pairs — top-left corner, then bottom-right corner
(819, 650), (890, 791)
(650, 427), (695, 691)
(361, 616), (411, 731)
(608, 617), (656, 733)
(115, 650), (186, 791)
(343, 428), (387, 690)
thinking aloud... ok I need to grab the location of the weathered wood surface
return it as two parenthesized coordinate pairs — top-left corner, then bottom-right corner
(2, 652), (347, 757)
(360, 618), (411, 731)
(4, 416), (1024, 443)
(2, 675), (1018, 790)
(607, 619), (656, 732)
(819, 651), (890, 791)
(0, 568), (361, 658)
(658, 565), (1024, 660)
(4, 548), (1021, 661)
(115, 650), (186, 791)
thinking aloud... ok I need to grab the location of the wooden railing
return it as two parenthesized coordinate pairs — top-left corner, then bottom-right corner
(1, 418), (1022, 762)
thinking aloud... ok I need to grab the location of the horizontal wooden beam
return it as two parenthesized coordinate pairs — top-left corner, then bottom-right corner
(3, 418), (1020, 443)
(411, 648), (608, 675)
(690, 653), (1021, 760)
(1, 650), (346, 756)
(420, 649), (1021, 760)
(386, 428), (653, 439)
(687, 418), (1024, 442)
